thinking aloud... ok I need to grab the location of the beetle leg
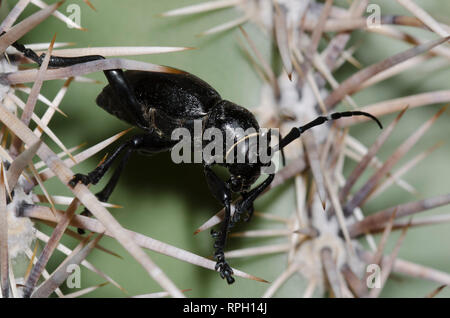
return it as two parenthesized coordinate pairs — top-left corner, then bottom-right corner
(69, 127), (176, 189)
(95, 148), (132, 203)
(231, 191), (254, 224)
(101, 69), (148, 128)
(279, 132), (286, 167)
(71, 135), (142, 234)
(5, 35), (147, 127)
(72, 131), (174, 233)
(68, 132), (161, 188)
(2, 32), (103, 67)
(204, 166), (235, 284)
(69, 138), (136, 187)
(76, 146), (133, 234)
(230, 173), (275, 229)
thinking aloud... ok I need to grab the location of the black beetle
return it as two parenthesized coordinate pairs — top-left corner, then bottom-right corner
(8, 37), (382, 284)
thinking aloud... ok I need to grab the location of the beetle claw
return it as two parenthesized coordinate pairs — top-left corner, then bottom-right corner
(214, 256), (235, 284)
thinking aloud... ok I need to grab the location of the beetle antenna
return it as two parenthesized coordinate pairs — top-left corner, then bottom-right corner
(272, 111), (382, 153)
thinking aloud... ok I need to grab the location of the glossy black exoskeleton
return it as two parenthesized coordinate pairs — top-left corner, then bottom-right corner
(8, 37), (382, 285)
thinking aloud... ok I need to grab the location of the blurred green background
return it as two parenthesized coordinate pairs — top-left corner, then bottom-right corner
(3, 0), (450, 297)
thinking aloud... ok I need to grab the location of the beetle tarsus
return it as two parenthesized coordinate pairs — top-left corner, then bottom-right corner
(214, 250), (235, 284)
(69, 173), (92, 187)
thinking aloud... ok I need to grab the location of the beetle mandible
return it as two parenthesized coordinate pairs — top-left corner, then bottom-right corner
(7, 37), (382, 284)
